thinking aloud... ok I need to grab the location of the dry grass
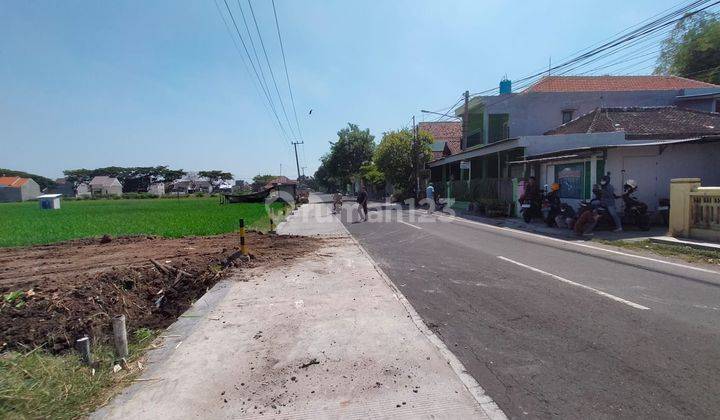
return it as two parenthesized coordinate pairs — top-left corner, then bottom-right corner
(0, 329), (155, 419)
(597, 239), (720, 266)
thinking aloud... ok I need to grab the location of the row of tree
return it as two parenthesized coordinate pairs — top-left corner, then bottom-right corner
(63, 166), (234, 193)
(313, 123), (433, 198)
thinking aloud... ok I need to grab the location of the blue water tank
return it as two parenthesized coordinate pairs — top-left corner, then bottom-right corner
(499, 78), (512, 95)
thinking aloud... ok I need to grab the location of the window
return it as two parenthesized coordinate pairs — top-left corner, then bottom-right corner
(715, 100), (719, 113)
(488, 113), (509, 143)
(562, 110), (574, 124)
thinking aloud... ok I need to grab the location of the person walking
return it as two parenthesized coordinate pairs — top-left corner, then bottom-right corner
(356, 186), (369, 222)
(600, 174), (623, 232)
(425, 183), (435, 214)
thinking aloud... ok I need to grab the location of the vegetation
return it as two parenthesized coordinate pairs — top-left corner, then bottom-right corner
(374, 129), (432, 197)
(198, 170), (233, 187)
(251, 174), (279, 191)
(315, 123), (375, 190)
(0, 330), (156, 419)
(0, 197), (281, 247)
(598, 239), (720, 266)
(655, 12), (720, 84)
(0, 168), (57, 191)
(63, 166), (187, 193)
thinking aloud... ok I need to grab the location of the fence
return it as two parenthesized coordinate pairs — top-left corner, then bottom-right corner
(443, 178), (515, 216)
(669, 178), (720, 242)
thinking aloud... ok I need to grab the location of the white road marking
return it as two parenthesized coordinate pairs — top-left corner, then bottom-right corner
(399, 220), (423, 230)
(418, 210), (720, 276)
(497, 256), (650, 310)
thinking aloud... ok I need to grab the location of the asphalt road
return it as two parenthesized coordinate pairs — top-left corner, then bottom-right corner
(339, 200), (720, 419)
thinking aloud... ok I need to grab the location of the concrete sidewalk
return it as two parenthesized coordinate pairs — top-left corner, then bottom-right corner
(94, 197), (501, 419)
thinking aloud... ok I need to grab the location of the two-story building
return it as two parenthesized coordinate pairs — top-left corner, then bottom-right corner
(429, 75), (720, 192)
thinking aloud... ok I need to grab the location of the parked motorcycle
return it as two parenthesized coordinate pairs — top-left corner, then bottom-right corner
(622, 180), (651, 231)
(520, 197), (543, 223)
(576, 185), (615, 230)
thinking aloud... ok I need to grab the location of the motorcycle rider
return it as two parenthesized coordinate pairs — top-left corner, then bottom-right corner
(546, 182), (562, 226)
(600, 173), (623, 233)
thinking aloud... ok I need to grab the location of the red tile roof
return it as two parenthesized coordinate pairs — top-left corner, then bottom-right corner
(264, 176), (297, 190)
(526, 76), (718, 93)
(418, 121), (462, 155)
(0, 176), (29, 188)
(544, 106), (720, 140)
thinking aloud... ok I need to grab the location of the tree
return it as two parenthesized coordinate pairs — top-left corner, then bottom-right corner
(313, 163), (334, 192)
(655, 12), (720, 84)
(322, 123), (375, 186)
(198, 170), (233, 187)
(360, 162), (384, 189)
(63, 166), (187, 191)
(373, 129), (432, 196)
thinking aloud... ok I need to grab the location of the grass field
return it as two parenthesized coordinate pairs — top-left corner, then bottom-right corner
(0, 197), (282, 247)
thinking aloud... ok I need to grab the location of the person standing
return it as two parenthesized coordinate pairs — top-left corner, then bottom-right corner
(600, 174), (622, 232)
(425, 183), (435, 214)
(356, 186), (369, 222)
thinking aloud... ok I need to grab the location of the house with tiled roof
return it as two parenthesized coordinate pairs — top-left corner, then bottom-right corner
(505, 106), (720, 211)
(0, 176), (41, 202)
(418, 122), (462, 160)
(428, 75), (720, 201)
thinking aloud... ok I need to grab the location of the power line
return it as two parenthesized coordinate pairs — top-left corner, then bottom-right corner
(247, 0), (297, 140)
(271, 0), (303, 140)
(213, 0), (286, 143)
(220, 0), (292, 146)
(235, 0), (282, 127)
(459, 0), (720, 113)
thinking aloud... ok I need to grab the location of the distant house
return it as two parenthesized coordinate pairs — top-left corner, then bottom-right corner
(76, 183), (91, 198)
(89, 176), (123, 197)
(264, 176), (297, 198)
(147, 183), (165, 196)
(48, 178), (76, 197)
(0, 176), (41, 202)
(170, 180), (213, 194)
(418, 121), (462, 160)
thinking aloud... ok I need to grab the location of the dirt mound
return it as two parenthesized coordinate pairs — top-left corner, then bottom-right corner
(0, 233), (319, 353)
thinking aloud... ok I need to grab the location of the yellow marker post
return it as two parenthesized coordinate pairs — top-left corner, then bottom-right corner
(239, 218), (248, 256)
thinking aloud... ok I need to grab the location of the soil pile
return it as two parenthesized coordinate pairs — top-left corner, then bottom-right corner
(0, 233), (318, 353)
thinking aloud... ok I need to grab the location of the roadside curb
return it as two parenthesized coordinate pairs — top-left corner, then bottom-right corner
(338, 214), (507, 420)
(650, 236), (720, 252)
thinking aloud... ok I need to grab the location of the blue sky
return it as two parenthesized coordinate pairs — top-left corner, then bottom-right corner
(0, 0), (679, 181)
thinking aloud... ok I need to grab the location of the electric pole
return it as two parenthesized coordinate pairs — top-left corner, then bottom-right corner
(462, 90), (469, 150)
(412, 115), (420, 199)
(291, 140), (304, 180)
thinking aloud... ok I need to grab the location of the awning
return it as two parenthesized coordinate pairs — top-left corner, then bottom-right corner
(428, 137), (522, 167)
(508, 154), (584, 165)
(512, 136), (720, 163)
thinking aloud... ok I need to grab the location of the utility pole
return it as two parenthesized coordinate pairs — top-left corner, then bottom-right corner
(301, 166), (306, 177)
(412, 115), (419, 199)
(291, 140), (304, 180)
(462, 90), (469, 150)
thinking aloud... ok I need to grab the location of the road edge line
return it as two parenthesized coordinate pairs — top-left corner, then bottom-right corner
(414, 210), (720, 276)
(497, 256), (650, 310)
(339, 218), (507, 420)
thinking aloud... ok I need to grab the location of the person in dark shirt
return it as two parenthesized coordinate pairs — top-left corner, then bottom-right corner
(356, 186), (368, 221)
(522, 176), (541, 202)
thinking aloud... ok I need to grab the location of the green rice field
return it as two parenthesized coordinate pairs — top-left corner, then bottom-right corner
(0, 197), (282, 247)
